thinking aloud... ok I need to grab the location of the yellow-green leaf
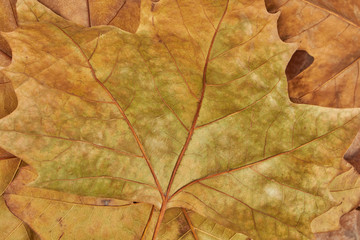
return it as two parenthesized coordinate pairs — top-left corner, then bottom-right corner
(0, 0), (360, 239)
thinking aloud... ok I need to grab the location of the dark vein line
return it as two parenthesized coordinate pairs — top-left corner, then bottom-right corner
(140, 206), (155, 240)
(196, 78), (281, 129)
(107, 0), (127, 25)
(207, 50), (287, 87)
(137, 51), (189, 131)
(0, 159), (21, 196)
(6, 67), (115, 104)
(58, 232), (64, 240)
(175, 0), (206, 60)
(330, 187), (360, 192)
(5, 193), (139, 208)
(51, 24), (165, 199)
(154, 85), (189, 131)
(32, 75), (114, 104)
(0, 81), (11, 85)
(173, 192), (264, 239)
(197, 182), (308, 237)
(152, 2), (230, 239)
(285, 14), (329, 41)
(40, 175), (157, 190)
(88, 33), (100, 61)
(263, 116), (278, 157)
(278, 0), (291, 9)
(23, 1), (39, 22)
(249, 167), (321, 197)
(298, 0), (360, 28)
(209, 20), (270, 62)
(166, 0), (229, 198)
(199, 2), (216, 30)
(336, 23), (350, 38)
(29, 202), (52, 224)
(155, 33), (199, 100)
(181, 191), (225, 217)
(103, 53), (119, 84)
(171, 112), (360, 199)
(354, 62), (359, 107)
(0, 129), (143, 158)
(8, 0), (18, 27)
(164, 211), (183, 224)
(251, 209), (259, 239)
(124, 94), (135, 112)
(86, 0), (91, 27)
(182, 208), (199, 240)
(299, 56), (360, 99)
(0, 156), (17, 161)
(4, 221), (23, 240)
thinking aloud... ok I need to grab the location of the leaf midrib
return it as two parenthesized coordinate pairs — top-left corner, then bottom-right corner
(151, 1), (230, 238)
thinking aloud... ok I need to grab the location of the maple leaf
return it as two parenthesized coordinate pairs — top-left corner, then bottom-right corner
(265, 0), (360, 108)
(1, 0), (360, 239)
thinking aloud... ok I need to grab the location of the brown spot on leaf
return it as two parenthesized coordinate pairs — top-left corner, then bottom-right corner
(101, 199), (111, 206)
(57, 217), (64, 227)
(178, 214), (190, 236)
(58, 232), (64, 240)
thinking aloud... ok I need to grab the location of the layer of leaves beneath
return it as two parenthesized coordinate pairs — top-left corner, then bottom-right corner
(266, 0), (360, 108)
(0, 149), (37, 240)
(0, 0), (360, 239)
(0, 0), (141, 68)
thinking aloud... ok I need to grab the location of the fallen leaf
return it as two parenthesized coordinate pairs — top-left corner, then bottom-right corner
(265, 0), (360, 108)
(0, 0), (141, 67)
(315, 209), (360, 240)
(0, 149), (31, 240)
(1, 0), (360, 239)
(0, 0), (17, 66)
